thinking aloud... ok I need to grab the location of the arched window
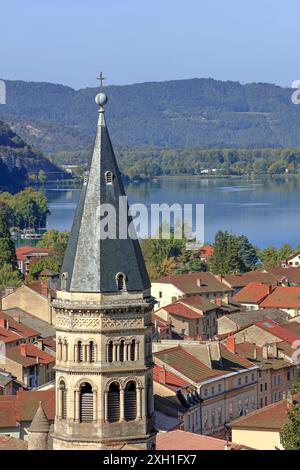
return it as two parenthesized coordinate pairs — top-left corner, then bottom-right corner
(58, 338), (62, 361)
(59, 380), (67, 419)
(78, 341), (83, 363)
(124, 381), (137, 421)
(130, 339), (136, 361)
(89, 341), (95, 363)
(105, 171), (113, 184)
(64, 339), (68, 362)
(107, 341), (113, 363)
(79, 382), (93, 423)
(116, 273), (126, 291)
(107, 382), (120, 423)
(119, 340), (125, 362)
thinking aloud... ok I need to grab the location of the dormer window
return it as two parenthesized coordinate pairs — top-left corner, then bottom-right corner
(105, 171), (113, 185)
(116, 272), (126, 291)
(61, 272), (68, 291)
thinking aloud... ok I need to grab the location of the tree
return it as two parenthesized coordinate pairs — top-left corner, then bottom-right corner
(37, 229), (69, 266)
(0, 204), (17, 268)
(38, 170), (47, 184)
(27, 256), (60, 282)
(237, 235), (258, 271)
(210, 231), (247, 275)
(281, 383), (300, 450)
(0, 263), (22, 289)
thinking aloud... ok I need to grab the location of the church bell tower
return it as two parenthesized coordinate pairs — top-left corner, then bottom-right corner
(52, 77), (156, 450)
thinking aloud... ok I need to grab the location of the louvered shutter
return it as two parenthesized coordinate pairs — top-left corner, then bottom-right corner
(124, 391), (137, 421)
(80, 392), (93, 422)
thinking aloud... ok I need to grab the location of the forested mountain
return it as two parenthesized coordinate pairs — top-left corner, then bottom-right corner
(0, 78), (300, 152)
(0, 120), (64, 190)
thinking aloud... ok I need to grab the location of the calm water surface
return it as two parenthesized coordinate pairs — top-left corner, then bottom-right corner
(45, 177), (300, 249)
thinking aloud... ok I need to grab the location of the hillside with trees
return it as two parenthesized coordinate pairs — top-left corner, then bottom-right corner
(1, 78), (300, 153)
(0, 120), (66, 190)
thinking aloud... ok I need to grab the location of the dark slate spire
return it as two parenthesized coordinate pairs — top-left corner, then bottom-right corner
(60, 81), (150, 294)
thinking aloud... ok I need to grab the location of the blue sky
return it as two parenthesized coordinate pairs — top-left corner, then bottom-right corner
(0, 0), (299, 89)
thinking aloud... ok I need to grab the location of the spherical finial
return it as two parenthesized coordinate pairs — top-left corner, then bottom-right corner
(95, 92), (108, 108)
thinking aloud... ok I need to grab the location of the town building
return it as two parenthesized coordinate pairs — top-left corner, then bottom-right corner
(232, 283), (275, 310)
(234, 341), (297, 407)
(217, 308), (290, 336)
(0, 389), (54, 440)
(16, 246), (52, 276)
(221, 271), (285, 296)
(1, 284), (56, 325)
(153, 365), (201, 433)
(152, 272), (231, 311)
(154, 296), (220, 340)
(260, 286), (300, 317)
(229, 394), (297, 450)
(153, 341), (258, 436)
(2, 343), (55, 387)
(281, 251), (300, 268)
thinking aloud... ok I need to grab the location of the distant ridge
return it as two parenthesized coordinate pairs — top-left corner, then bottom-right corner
(0, 78), (299, 151)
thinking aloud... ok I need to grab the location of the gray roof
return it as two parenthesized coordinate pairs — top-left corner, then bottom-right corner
(3, 308), (55, 338)
(221, 308), (289, 329)
(61, 100), (150, 293)
(28, 401), (50, 433)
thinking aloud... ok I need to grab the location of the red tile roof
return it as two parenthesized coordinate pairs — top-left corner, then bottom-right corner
(0, 435), (28, 450)
(0, 327), (23, 344)
(199, 245), (214, 259)
(16, 246), (52, 261)
(0, 396), (17, 427)
(156, 430), (249, 450)
(255, 320), (300, 344)
(230, 398), (296, 430)
(233, 282), (273, 304)
(0, 389), (55, 428)
(0, 311), (38, 339)
(16, 389), (55, 421)
(264, 267), (300, 285)
(260, 286), (300, 309)
(6, 343), (55, 367)
(153, 365), (190, 391)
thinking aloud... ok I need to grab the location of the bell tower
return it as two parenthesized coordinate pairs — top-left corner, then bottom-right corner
(52, 77), (156, 450)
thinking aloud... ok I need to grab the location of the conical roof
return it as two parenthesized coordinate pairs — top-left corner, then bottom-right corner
(60, 88), (150, 294)
(28, 401), (50, 433)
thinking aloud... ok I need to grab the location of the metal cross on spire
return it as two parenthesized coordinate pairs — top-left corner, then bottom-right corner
(97, 72), (106, 90)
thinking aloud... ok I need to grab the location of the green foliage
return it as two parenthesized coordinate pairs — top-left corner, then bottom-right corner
(209, 231), (257, 275)
(258, 243), (294, 267)
(0, 204), (17, 268)
(0, 263), (22, 289)
(27, 256), (60, 282)
(0, 188), (50, 230)
(281, 383), (300, 450)
(3, 79), (300, 153)
(176, 251), (208, 274)
(37, 229), (69, 266)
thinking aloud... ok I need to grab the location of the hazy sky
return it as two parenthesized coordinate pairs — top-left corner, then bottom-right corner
(0, 0), (299, 89)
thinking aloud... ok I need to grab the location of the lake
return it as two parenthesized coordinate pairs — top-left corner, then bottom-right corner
(45, 176), (300, 249)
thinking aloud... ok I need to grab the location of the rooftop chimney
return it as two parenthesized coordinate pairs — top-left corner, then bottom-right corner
(158, 367), (167, 384)
(253, 346), (257, 361)
(20, 344), (27, 357)
(197, 279), (202, 287)
(226, 335), (236, 354)
(215, 298), (223, 307)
